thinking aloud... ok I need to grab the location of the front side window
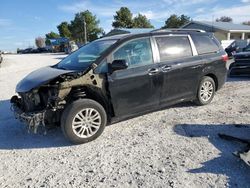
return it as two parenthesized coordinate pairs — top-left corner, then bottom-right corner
(57, 39), (117, 70)
(112, 38), (153, 68)
(155, 36), (193, 62)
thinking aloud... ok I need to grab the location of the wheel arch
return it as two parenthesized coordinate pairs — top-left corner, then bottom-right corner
(204, 73), (218, 91)
(66, 85), (114, 122)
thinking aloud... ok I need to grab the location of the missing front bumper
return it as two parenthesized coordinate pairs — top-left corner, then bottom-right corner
(11, 103), (46, 134)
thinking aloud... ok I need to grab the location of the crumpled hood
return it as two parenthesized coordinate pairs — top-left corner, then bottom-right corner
(16, 66), (75, 92)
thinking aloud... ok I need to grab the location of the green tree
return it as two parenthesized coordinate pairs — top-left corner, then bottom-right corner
(45, 31), (60, 39)
(112, 7), (133, 28)
(45, 31), (60, 45)
(216, 16), (233, 22)
(133, 14), (154, 28)
(162, 14), (190, 28)
(57, 22), (71, 38)
(69, 10), (103, 43)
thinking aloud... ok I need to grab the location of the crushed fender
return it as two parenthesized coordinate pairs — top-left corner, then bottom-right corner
(11, 66), (107, 134)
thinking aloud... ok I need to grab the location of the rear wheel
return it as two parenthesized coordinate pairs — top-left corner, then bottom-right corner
(61, 99), (107, 144)
(195, 76), (215, 106)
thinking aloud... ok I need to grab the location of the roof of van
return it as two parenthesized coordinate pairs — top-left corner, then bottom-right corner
(100, 29), (209, 41)
(98, 34), (130, 41)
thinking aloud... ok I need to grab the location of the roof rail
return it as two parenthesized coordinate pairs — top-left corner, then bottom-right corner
(151, 28), (206, 33)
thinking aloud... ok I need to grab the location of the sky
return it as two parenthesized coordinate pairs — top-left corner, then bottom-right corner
(0, 0), (250, 51)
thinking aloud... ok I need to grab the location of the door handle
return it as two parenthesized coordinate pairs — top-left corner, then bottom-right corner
(148, 68), (159, 75)
(161, 65), (172, 72)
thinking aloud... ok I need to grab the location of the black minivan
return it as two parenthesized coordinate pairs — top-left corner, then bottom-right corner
(11, 29), (228, 144)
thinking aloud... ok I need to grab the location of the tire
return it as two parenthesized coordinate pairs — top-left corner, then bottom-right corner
(61, 99), (107, 144)
(195, 76), (215, 106)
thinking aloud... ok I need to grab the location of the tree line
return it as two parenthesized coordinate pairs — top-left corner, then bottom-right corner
(41, 7), (250, 47)
(44, 7), (192, 45)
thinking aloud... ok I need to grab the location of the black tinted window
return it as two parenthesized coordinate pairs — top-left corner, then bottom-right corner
(155, 36), (192, 61)
(192, 35), (219, 55)
(113, 38), (153, 68)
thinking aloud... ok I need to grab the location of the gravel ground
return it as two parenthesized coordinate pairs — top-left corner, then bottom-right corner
(0, 54), (250, 188)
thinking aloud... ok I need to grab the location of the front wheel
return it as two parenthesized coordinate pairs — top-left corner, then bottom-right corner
(61, 99), (107, 144)
(195, 76), (215, 106)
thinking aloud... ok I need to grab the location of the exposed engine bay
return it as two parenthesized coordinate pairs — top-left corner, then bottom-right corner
(11, 86), (62, 133)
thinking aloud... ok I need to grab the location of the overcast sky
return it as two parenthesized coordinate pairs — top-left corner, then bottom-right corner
(0, 0), (250, 51)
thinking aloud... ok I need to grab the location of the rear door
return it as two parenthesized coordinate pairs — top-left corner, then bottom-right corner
(191, 34), (226, 85)
(107, 37), (161, 117)
(153, 35), (204, 105)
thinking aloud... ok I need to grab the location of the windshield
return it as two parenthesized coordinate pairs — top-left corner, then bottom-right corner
(57, 39), (117, 70)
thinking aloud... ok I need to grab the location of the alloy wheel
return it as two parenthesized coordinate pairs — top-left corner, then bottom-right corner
(72, 108), (101, 138)
(200, 81), (214, 102)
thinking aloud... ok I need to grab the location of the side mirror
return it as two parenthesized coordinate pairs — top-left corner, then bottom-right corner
(109, 59), (128, 72)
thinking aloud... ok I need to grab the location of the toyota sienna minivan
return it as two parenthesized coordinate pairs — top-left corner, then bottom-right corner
(11, 29), (228, 144)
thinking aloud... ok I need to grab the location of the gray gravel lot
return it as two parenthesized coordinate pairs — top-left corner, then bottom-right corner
(0, 54), (250, 188)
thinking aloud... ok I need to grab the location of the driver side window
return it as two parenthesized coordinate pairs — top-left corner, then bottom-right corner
(112, 38), (153, 68)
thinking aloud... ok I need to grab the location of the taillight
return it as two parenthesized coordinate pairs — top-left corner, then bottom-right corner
(221, 54), (228, 62)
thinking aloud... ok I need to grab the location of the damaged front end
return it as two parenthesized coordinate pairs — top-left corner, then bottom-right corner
(10, 83), (66, 133)
(10, 64), (108, 134)
(11, 38), (117, 135)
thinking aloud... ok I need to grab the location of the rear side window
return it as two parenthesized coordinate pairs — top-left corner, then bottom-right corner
(192, 35), (219, 55)
(155, 36), (193, 62)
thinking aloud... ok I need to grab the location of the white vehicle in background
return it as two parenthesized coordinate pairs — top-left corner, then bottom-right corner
(68, 41), (79, 53)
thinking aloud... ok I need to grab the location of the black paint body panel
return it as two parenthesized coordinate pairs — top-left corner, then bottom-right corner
(230, 52), (250, 77)
(14, 31), (228, 125)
